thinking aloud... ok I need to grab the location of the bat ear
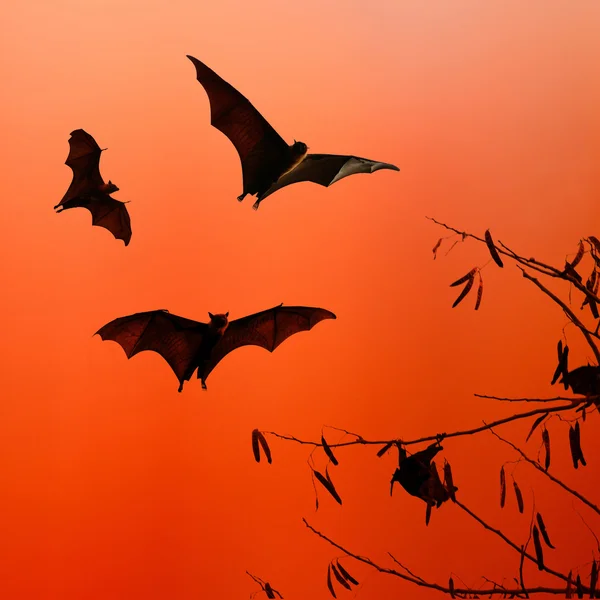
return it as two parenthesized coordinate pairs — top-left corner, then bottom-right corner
(225, 311), (229, 317)
(208, 312), (214, 319)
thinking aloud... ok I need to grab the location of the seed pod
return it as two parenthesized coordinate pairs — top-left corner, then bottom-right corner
(484, 229), (504, 268)
(335, 561), (358, 586)
(571, 240), (585, 269)
(450, 268), (478, 287)
(500, 466), (506, 508)
(566, 571), (573, 599)
(452, 275), (475, 308)
(536, 512), (555, 549)
(542, 428), (551, 471)
(313, 469), (342, 505)
(321, 435), (339, 466)
(526, 412), (548, 441)
(432, 237), (443, 259)
(449, 577), (455, 598)
(330, 563), (352, 591)
(251, 429), (261, 462)
(377, 441), (394, 457)
(532, 525), (544, 570)
(513, 478), (524, 513)
(475, 273), (484, 311)
(326, 564), (337, 598)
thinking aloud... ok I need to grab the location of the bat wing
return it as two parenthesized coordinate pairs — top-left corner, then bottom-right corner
(259, 153), (400, 201)
(202, 304), (336, 381)
(96, 310), (208, 386)
(57, 129), (106, 207)
(67, 194), (132, 246)
(186, 55), (290, 192)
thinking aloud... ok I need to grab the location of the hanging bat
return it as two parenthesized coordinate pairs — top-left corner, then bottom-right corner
(95, 303), (336, 391)
(54, 129), (132, 246)
(390, 443), (454, 507)
(186, 55), (399, 210)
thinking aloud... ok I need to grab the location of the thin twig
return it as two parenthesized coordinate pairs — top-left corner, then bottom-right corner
(519, 267), (600, 364)
(303, 518), (574, 596)
(263, 402), (578, 450)
(489, 429), (600, 516)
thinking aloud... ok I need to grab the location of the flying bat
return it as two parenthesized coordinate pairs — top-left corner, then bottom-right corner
(54, 129), (132, 246)
(95, 303), (336, 391)
(186, 55), (399, 210)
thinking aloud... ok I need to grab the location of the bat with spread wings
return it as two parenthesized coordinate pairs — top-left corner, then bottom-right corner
(186, 55), (399, 210)
(54, 129), (132, 246)
(95, 303), (336, 391)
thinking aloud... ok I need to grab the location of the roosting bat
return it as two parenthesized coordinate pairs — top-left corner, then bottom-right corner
(186, 55), (399, 210)
(54, 129), (131, 246)
(390, 443), (455, 507)
(95, 303), (336, 391)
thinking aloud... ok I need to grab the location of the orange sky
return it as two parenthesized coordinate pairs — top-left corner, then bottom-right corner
(1, 1), (600, 598)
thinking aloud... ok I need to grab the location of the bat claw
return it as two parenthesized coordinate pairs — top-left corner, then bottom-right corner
(237, 193), (246, 202)
(201, 380), (207, 390)
(252, 201), (260, 211)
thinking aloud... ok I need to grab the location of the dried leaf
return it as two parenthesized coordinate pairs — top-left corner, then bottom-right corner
(526, 412), (548, 441)
(577, 574), (584, 599)
(475, 273), (484, 311)
(264, 583), (276, 599)
(571, 240), (585, 269)
(327, 565), (337, 598)
(512, 478), (524, 514)
(377, 441), (394, 457)
(536, 512), (555, 549)
(500, 466), (506, 509)
(449, 577), (455, 598)
(452, 275), (475, 309)
(484, 229), (504, 268)
(450, 268), (477, 287)
(313, 469), (343, 505)
(566, 571), (573, 599)
(569, 423), (587, 469)
(256, 430), (272, 464)
(335, 561), (358, 586)
(590, 560), (598, 598)
(425, 503), (432, 526)
(443, 460), (457, 502)
(532, 525), (544, 570)
(321, 435), (339, 466)
(542, 427), (551, 471)
(432, 237), (443, 259)
(251, 429), (261, 463)
(330, 563), (352, 591)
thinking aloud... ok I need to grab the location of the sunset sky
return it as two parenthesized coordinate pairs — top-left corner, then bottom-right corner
(1, 1), (600, 598)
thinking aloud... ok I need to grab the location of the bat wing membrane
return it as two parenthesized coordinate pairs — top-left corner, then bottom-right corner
(186, 55), (290, 192)
(96, 310), (207, 385)
(59, 129), (106, 205)
(259, 154), (400, 201)
(202, 304), (336, 380)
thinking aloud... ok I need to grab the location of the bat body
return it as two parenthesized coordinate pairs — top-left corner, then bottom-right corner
(55, 129), (132, 246)
(186, 55), (399, 210)
(95, 303), (336, 391)
(560, 365), (600, 396)
(390, 444), (452, 507)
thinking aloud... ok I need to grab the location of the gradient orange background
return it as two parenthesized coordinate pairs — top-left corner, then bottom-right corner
(1, 1), (600, 598)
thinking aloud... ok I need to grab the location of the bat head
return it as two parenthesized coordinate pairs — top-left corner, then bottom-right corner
(99, 180), (120, 194)
(290, 140), (308, 161)
(207, 312), (229, 334)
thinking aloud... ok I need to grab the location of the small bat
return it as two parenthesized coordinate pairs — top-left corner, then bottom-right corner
(54, 129), (132, 246)
(95, 303), (336, 391)
(186, 55), (399, 210)
(390, 443), (454, 507)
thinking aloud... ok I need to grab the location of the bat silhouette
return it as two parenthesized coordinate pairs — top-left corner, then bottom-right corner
(390, 443), (454, 507)
(95, 303), (336, 391)
(54, 129), (132, 246)
(560, 365), (600, 396)
(186, 55), (399, 210)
